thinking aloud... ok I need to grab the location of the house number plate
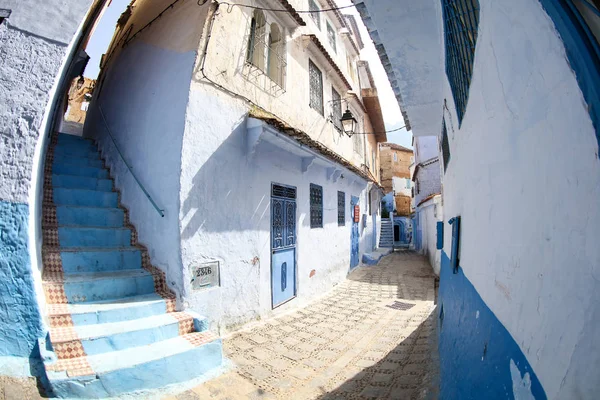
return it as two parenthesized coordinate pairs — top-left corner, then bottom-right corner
(190, 261), (220, 290)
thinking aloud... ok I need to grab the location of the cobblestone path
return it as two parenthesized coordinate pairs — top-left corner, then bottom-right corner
(169, 251), (439, 400)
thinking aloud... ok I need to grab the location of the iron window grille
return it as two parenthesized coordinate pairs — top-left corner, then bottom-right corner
(338, 191), (345, 226)
(272, 184), (297, 199)
(247, 10), (267, 71)
(331, 87), (342, 131)
(327, 21), (337, 53)
(309, 60), (324, 115)
(441, 117), (451, 172)
(442, 0), (480, 124)
(309, 0), (321, 29)
(246, 12), (287, 90)
(310, 184), (323, 228)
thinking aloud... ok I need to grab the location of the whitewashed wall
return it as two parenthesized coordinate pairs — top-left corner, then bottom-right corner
(416, 195), (441, 275)
(414, 159), (441, 206)
(439, 1), (600, 398)
(180, 84), (377, 332)
(392, 176), (411, 197)
(414, 135), (438, 163)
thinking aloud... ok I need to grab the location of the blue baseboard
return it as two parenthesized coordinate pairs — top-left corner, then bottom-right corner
(438, 251), (546, 399)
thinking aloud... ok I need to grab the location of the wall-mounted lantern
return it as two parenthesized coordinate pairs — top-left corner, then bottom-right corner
(341, 108), (357, 137)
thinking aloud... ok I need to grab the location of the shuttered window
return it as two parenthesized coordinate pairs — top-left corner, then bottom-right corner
(332, 87), (342, 131)
(338, 191), (345, 226)
(309, 0), (321, 29)
(309, 60), (324, 115)
(327, 21), (337, 53)
(442, 0), (480, 124)
(310, 184), (323, 228)
(441, 117), (451, 172)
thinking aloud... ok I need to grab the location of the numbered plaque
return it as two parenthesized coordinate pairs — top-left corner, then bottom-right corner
(190, 261), (220, 290)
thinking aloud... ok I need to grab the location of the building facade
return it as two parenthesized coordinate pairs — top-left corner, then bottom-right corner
(354, 0), (600, 398)
(379, 142), (413, 217)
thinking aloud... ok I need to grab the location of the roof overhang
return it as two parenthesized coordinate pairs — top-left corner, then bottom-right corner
(247, 111), (381, 188)
(262, 0), (306, 28)
(361, 88), (387, 142)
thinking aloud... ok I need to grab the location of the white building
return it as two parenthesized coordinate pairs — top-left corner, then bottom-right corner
(86, 0), (387, 333)
(354, 0), (600, 398)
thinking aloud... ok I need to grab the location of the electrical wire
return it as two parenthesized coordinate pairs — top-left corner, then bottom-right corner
(210, 1), (355, 13)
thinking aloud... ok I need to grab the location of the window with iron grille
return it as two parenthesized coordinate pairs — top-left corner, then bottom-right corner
(327, 21), (337, 53)
(441, 117), (451, 172)
(310, 184), (323, 228)
(442, 0), (480, 124)
(309, 0), (321, 29)
(309, 60), (324, 115)
(247, 10), (267, 71)
(338, 191), (345, 226)
(331, 87), (342, 131)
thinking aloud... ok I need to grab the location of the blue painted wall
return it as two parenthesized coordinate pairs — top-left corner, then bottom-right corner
(438, 251), (546, 399)
(0, 200), (45, 358)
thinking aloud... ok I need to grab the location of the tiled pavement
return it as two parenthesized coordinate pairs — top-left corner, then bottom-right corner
(167, 251), (440, 400)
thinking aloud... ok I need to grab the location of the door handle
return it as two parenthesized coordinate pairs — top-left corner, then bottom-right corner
(281, 262), (287, 291)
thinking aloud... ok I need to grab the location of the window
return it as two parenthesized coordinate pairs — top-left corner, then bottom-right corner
(353, 130), (362, 154)
(406, 179), (411, 189)
(442, 0), (480, 124)
(441, 117), (451, 172)
(267, 23), (285, 87)
(310, 184), (323, 228)
(337, 191), (345, 226)
(327, 21), (337, 53)
(309, 60), (324, 115)
(368, 191), (372, 214)
(331, 87), (342, 131)
(393, 153), (398, 162)
(247, 10), (267, 70)
(372, 151), (376, 172)
(309, 0), (321, 29)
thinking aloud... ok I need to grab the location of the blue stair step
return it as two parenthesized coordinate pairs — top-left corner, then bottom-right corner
(54, 269), (155, 303)
(47, 332), (222, 398)
(57, 133), (93, 144)
(52, 174), (112, 191)
(56, 247), (142, 273)
(55, 205), (124, 227)
(53, 146), (100, 159)
(48, 294), (172, 326)
(52, 163), (108, 179)
(58, 227), (131, 248)
(50, 312), (198, 357)
(53, 154), (104, 168)
(53, 187), (118, 208)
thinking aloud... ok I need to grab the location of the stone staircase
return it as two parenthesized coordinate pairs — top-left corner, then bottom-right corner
(40, 133), (222, 398)
(379, 218), (394, 248)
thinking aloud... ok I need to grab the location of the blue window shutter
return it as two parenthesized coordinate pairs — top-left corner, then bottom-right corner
(448, 216), (461, 273)
(436, 221), (444, 250)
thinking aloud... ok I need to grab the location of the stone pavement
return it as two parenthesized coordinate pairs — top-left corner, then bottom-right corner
(168, 251), (439, 400)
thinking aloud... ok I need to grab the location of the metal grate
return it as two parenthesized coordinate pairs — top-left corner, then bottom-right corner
(309, 0), (321, 29)
(247, 10), (267, 71)
(441, 117), (451, 172)
(272, 184), (297, 200)
(310, 183), (323, 228)
(331, 87), (342, 131)
(386, 301), (415, 311)
(309, 60), (324, 115)
(327, 21), (337, 53)
(338, 191), (345, 226)
(442, 0), (480, 124)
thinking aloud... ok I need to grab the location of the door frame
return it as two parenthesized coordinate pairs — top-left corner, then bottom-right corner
(270, 182), (298, 309)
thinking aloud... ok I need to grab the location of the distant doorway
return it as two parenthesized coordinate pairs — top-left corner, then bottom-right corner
(394, 224), (400, 242)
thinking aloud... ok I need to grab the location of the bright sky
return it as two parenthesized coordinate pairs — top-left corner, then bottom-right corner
(84, 0), (131, 79)
(83, 0), (412, 148)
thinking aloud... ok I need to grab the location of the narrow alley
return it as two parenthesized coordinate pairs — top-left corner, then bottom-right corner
(168, 251), (438, 400)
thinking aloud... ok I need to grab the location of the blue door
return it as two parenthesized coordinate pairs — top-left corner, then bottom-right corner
(271, 184), (297, 308)
(350, 196), (360, 269)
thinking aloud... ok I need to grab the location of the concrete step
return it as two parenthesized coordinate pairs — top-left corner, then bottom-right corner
(52, 174), (112, 192)
(46, 246), (142, 273)
(57, 133), (94, 145)
(44, 269), (155, 303)
(46, 332), (222, 398)
(47, 294), (174, 327)
(53, 187), (118, 208)
(52, 163), (108, 179)
(53, 205), (124, 228)
(49, 312), (200, 358)
(53, 154), (104, 168)
(56, 226), (132, 248)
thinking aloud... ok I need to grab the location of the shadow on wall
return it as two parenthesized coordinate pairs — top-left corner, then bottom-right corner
(316, 310), (440, 400)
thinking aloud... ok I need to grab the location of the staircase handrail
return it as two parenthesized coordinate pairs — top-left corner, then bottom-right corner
(98, 105), (165, 217)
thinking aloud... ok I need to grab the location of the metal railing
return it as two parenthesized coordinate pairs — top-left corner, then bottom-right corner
(98, 105), (165, 217)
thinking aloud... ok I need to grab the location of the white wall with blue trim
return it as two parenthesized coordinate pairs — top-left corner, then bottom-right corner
(355, 0), (600, 398)
(0, 0), (95, 375)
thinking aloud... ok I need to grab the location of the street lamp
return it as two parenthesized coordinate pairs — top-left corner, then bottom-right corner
(340, 108), (357, 137)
